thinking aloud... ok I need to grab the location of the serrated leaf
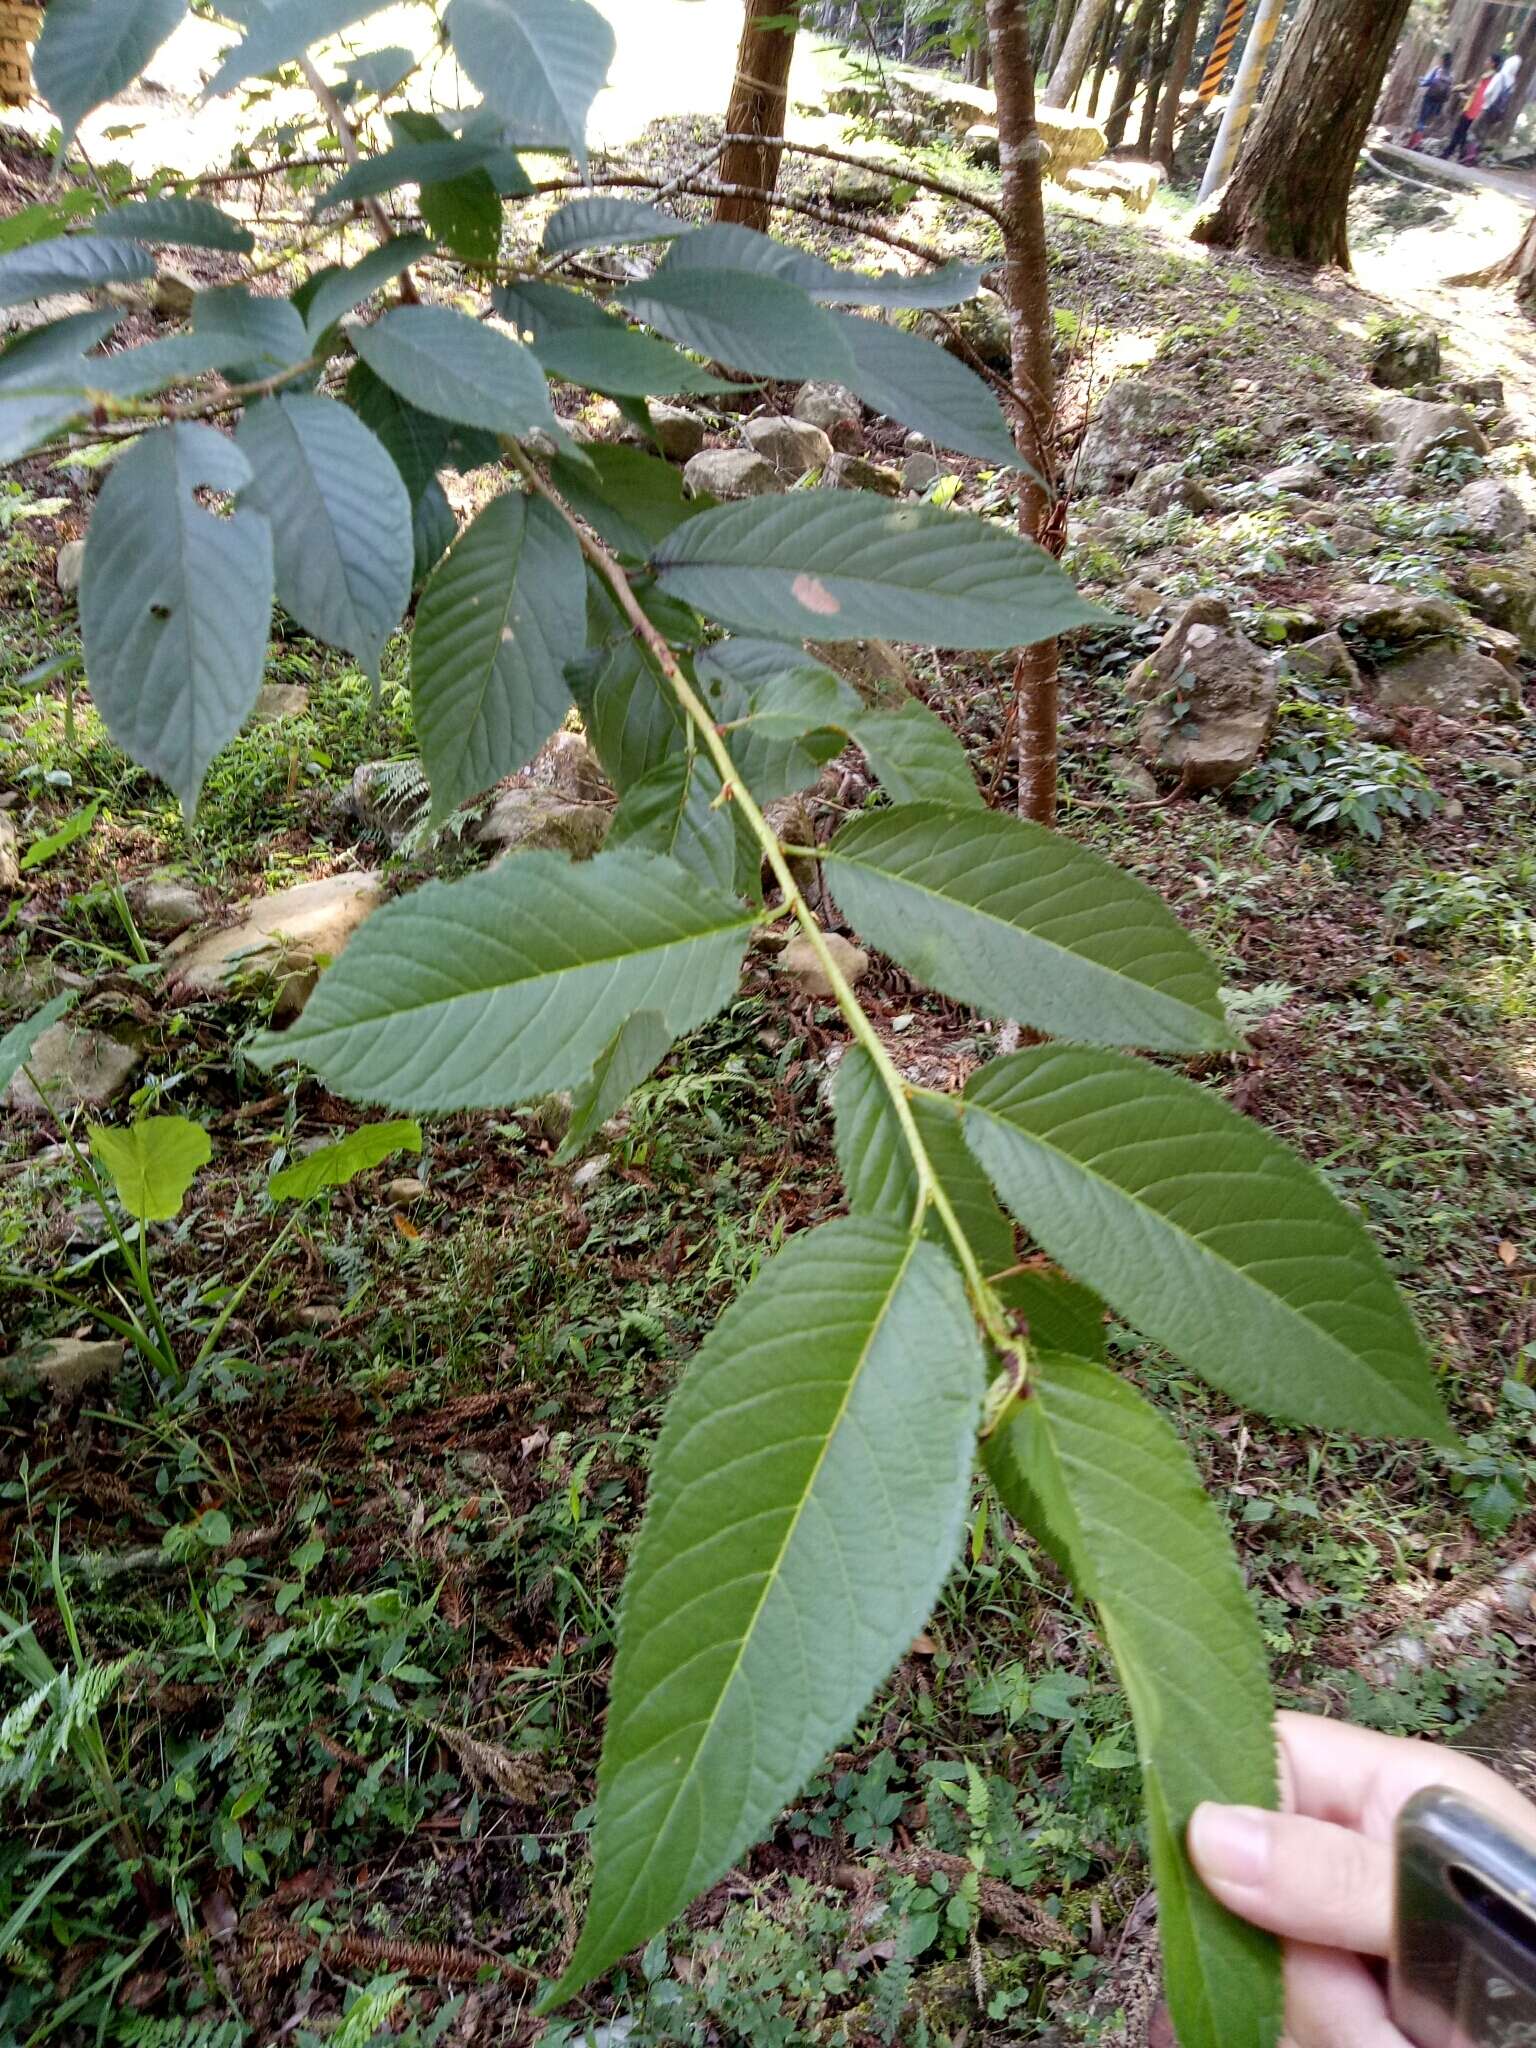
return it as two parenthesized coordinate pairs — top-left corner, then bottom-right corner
(0, 237), (152, 311)
(653, 496), (1101, 648)
(824, 805), (1230, 1052)
(88, 1115), (212, 1222)
(552, 1216), (983, 2001)
(252, 849), (754, 1110)
(351, 304), (555, 438)
(79, 423), (274, 815)
(33, 0), (187, 141)
(268, 1119), (421, 1201)
(391, 111), (501, 267)
(983, 1355), (1282, 2048)
(411, 490), (584, 821)
(0, 993), (79, 1095)
(533, 321), (740, 398)
(567, 633), (687, 796)
(346, 357), (450, 501)
(81, 198), (253, 253)
(831, 310), (1018, 469)
(412, 476), (456, 586)
(618, 268), (854, 384)
(846, 698), (981, 809)
(832, 1048), (1013, 1276)
(608, 753), (737, 893)
(992, 1267), (1105, 1360)
(542, 196), (685, 257)
(492, 278), (613, 344)
(662, 223), (984, 308)
(446, 0), (614, 161)
(552, 444), (708, 559)
(302, 235), (433, 343)
(206, 0), (394, 93)
(555, 1011), (672, 1163)
(237, 394), (412, 686)
(962, 1046), (1452, 1440)
(193, 286), (310, 379)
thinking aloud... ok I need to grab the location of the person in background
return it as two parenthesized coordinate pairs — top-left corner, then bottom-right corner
(1407, 48), (1454, 149)
(1442, 54), (1499, 161)
(1473, 48), (1522, 157)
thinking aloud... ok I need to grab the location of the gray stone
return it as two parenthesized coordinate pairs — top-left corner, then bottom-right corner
(1133, 461), (1215, 515)
(682, 448), (783, 500)
(920, 293), (1011, 370)
(1454, 477), (1527, 546)
(152, 264), (198, 319)
(1125, 595), (1279, 790)
(1369, 322), (1442, 391)
(1330, 585), (1464, 646)
(1063, 159), (1163, 212)
(5, 1025), (141, 1112)
(55, 538), (85, 597)
(1456, 560), (1536, 652)
(962, 122), (1000, 166)
(742, 415), (834, 480)
(385, 1177), (426, 1204)
(1478, 625), (1523, 674)
(1260, 460), (1327, 497)
(1371, 641), (1517, 718)
(1279, 631), (1360, 693)
(831, 163), (890, 208)
(530, 729), (610, 804)
(1109, 753), (1158, 799)
(1076, 377), (1176, 496)
(620, 403), (706, 462)
(776, 932), (869, 999)
(0, 813), (16, 893)
(1035, 103), (1108, 176)
(794, 381), (863, 450)
(248, 682), (309, 725)
(828, 452), (902, 495)
(167, 872), (384, 1021)
(903, 450), (944, 493)
(1453, 375), (1504, 409)
(476, 789), (610, 861)
(124, 876), (203, 938)
(29, 1337), (125, 1397)
(1374, 392), (1487, 469)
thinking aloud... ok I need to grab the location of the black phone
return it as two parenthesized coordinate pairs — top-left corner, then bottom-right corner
(1391, 1785), (1536, 2047)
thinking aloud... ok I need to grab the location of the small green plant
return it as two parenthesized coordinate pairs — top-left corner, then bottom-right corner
(1237, 696), (1441, 840)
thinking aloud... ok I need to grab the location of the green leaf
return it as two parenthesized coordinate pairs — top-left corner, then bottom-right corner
(79, 423), (274, 815)
(33, 0), (187, 141)
(410, 489), (585, 821)
(983, 1355), (1282, 2048)
(351, 304), (555, 438)
(608, 753), (737, 894)
(618, 268), (854, 384)
(992, 1267), (1105, 1361)
(81, 198), (253, 253)
(567, 632), (687, 796)
(552, 1216), (984, 2001)
(207, 0), (394, 93)
(253, 850), (755, 1110)
(663, 224), (985, 308)
(831, 310), (1018, 469)
(301, 235), (433, 343)
(825, 805), (1230, 1051)
(533, 321), (740, 398)
(555, 1011), (672, 1163)
(411, 477), (456, 587)
(236, 394), (412, 687)
(313, 139), (514, 215)
(551, 444), (707, 559)
(192, 286), (310, 378)
(268, 1119), (422, 1201)
(0, 238), (152, 311)
(346, 357), (450, 501)
(692, 646), (846, 800)
(832, 1048), (1014, 1278)
(89, 1115), (212, 1222)
(71, 332), (235, 404)
(0, 191), (99, 255)
(846, 699), (981, 809)
(391, 111), (501, 267)
(492, 278), (613, 345)
(19, 798), (99, 872)
(961, 1046), (1452, 1440)
(542, 196), (686, 257)
(653, 496), (1102, 649)
(0, 993), (79, 1096)
(445, 0), (615, 162)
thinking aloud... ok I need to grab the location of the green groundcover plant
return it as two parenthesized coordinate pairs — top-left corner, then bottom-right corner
(2, 6), (1453, 2043)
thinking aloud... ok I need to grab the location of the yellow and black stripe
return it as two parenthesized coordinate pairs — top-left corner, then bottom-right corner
(1197, 0), (1248, 98)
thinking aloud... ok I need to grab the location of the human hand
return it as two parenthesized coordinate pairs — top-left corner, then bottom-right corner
(1187, 1709), (1536, 2047)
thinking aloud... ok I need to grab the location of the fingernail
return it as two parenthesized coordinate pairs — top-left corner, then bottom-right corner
(1188, 1803), (1272, 1888)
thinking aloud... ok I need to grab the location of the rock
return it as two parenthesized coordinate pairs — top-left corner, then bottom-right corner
(903, 450), (944, 493)
(1063, 159), (1163, 212)
(828, 452), (902, 495)
(384, 1176), (426, 1205)
(152, 264), (198, 319)
(124, 876), (203, 938)
(5, 1025), (141, 1112)
(247, 682), (309, 724)
(1120, 582), (1165, 619)
(1374, 392), (1487, 470)
(1330, 584), (1464, 646)
(646, 404), (706, 463)
(1369, 321), (1441, 390)
(475, 789), (610, 861)
(1259, 459), (1327, 497)
(0, 813), (17, 893)
(1452, 374), (1504, 408)
(1109, 752), (1158, 799)
(1035, 103), (1108, 176)
(1132, 461), (1215, 514)
(350, 760), (425, 847)
(1454, 477), (1527, 546)
(741, 415), (834, 480)
(682, 448), (783, 500)
(1478, 624), (1523, 674)
(920, 293), (1011, 370)
(1076, 377), (1176, 496)
(831, 162), (889, 208)
(30, 1337), (125, 1397)
(795, 380), (863, 449)
(530, 729), (610, 804)
(1329, 522), (1377, 556)
(1125, 596), (1279, 790)
(1371, 641), (1517, 718)
(55, 538), (85, 597)
(166, 872), (384, 1022)
(1456, 560), (1536, 652)
(776, 932), (869, 1000)
(962, 122), (1000, 166)
(1279, 630), (1360, 693)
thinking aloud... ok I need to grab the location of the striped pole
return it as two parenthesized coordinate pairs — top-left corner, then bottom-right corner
(1197, 0), (1248, 99)
(1197, 0), (1284, 198)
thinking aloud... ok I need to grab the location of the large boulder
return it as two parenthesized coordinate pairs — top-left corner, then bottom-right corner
(1454, 478), (1528, 547)
(1370, 642), (1517, 718)
(1125, 596), (1278, 790)
(1063, 159), (1163, 212)
(1373, 393), (1487, 470)
(1035, 103), (1108, 175)
(1455, 559), (1536, 653)
(1076, 377), (1177, 496)
(248, 682), (309, 725)
(683, 448), (783, 500)
(1369, 322), (1442, 391)
(6, 1025), (141, 1112)
(475, 790), (610, 861)
(167, 872), (384, 1022)
(794, 380), (863, 450)
(831, 162), (889, 207)
(775, 932), (869, 1000)
(1330, 584), (1464, 646)
(742, 415), (834, 480)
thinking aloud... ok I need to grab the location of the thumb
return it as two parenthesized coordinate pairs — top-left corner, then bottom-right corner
(1187, 1803), (1394, 1958)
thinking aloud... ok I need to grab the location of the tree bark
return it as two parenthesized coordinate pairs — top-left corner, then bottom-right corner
(988, 0), (1063, 826)
(714, 0), (799, 234)
(1104, 0), (1159, 146)
(1192, 0), (1414, 270)
(1046, 0), (1114, 105)
(1151, 0), (1204, 166)
(1041, 0), (1076, 80)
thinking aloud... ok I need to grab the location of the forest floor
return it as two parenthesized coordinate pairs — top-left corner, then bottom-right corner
(5, 40), (1536, 2048)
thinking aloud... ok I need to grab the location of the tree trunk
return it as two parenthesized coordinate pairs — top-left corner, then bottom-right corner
(1088, 0), (1131, 114)
(1041, 0), (1076, 80)
(1046, 0), (1114, 105)
(1193, 0), (1414, 269)
(715, 0), (799, 233)
(987, 0), (1063, 825)
(1105, 0), (1159, 145)
(1151, 0), (1205, 164)
(1135, 0), (1173, 155)
(1448, 203), (1536, 303)
(1379, 25), (1431, 128)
